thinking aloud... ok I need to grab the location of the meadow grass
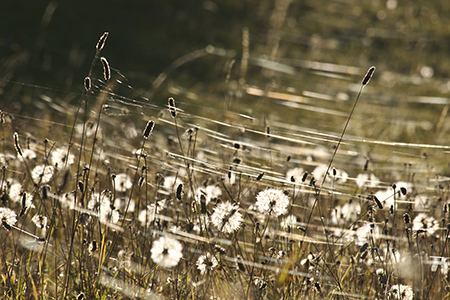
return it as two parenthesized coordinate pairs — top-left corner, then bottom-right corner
(1, 23), (450, 300)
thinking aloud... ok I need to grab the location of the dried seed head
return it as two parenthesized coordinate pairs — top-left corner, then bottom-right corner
(84, 76), (91, 91)
(176, 183), (183, 200)
(362, 66), (375, 86)
(143, 120), (155, 139)
(13, 132), (22, 157)
(364, 159), (369, 171)
(400, 187), (407, 196)
(138, 176), (145, 187)
(96, 32), (109, 52)
(360, 242), (369, 253)
(78, 181), (84, 193)
(236, 255), (246, 272)
(168, 97), (176, 118)
(19, 193), (27, 216)
(302, 172), (308, 182)
(403, 213), (410, 224)
(360, 250), (368, 260)
(100, 57), (110, 81)
(373, 195), (383, 209)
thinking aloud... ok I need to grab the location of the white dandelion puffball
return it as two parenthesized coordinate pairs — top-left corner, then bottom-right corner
(50, 147), (74, 167)
(151, 236), (183, 268)
(388, 284), (413, 300)
(31, 165), (54, 184)
(211, 201), (243, 234)
(0, 207), (17, 229)
(286, 167), (304, 183)
(255, 188), (290, 217)
(196, 252), (219, 275)
(113, 173), (133, 192)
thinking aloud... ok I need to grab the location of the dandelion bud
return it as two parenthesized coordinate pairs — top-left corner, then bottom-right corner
(403, 213), (410, 224)
(13, 132), (22, 157)
(84, 76), (91, 91)
(236, 255), (246, 272)
(302, 172), (308, 182)
(256, 172), (264, 181)
(364, 159), (369, 171)
(200, 194), (207, 214)
(168, 97), (177, 118)
(143, 120), (155, 139)
(19, 193), (27, 217)
(100, 57), (110, 81)
(373, 195), (383, 209)
(138, 176), (145, 187)
(96, 32), (109, 52)
(400, 187), (407, 196)
(360, 242), (369, 253)
(362, 66), (375, 86)
(360, 250), (368, 260)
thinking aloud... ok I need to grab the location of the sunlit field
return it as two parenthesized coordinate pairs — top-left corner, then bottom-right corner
(2, 1), (450, 299)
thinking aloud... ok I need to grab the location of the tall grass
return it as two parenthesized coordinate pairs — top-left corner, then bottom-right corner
(1, 23), (450, 300)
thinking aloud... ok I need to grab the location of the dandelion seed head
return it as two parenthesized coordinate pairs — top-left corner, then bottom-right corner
(50, 147), (74, 167)
(32, 214), (47, 229)
(193, 214), (210, 232)
(20, 149), (36, 160)
(31, 165), (54, 184)
(355, 173), (380, 189)
(138, 201), (165, 227)
(0, 207), (17, 229)
(330, 201), (361, 225)
(151, 236), (183, 268)
(286, 167), (304, 183)
(412, 213), (440, 237)
(255, 188), (290, 217)
(312, 165), (348, 184)
(59, 192), (76, 209)
(9, 184), (34, 210)
(431, 256), (449, 275)
(194, 185), (222, 206)
(113, 173), (133, 192)
(196, 252), (218, 275)
(388, 284), (413, 300)
(281, 214), (298, 230)
(163, 176), (183, 192)
(211, 201), (243, 234)
(114, 197), (135, 213)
